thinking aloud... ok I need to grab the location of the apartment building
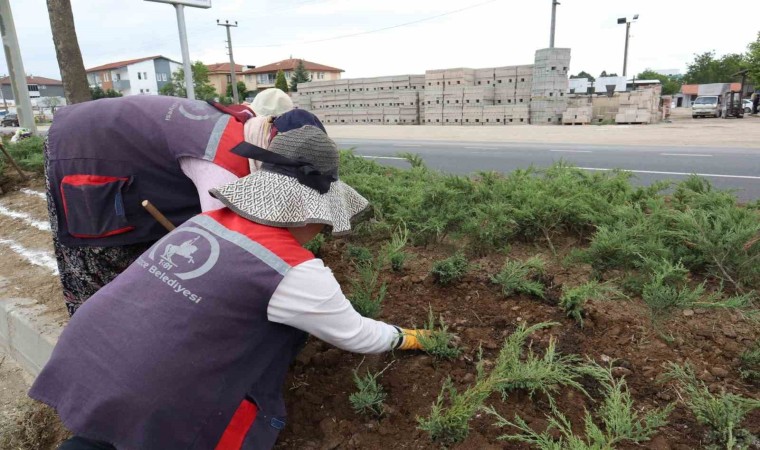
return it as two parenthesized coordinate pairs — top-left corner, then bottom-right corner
(86, 55), (181, 96)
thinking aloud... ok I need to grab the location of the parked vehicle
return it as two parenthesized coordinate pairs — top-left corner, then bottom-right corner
(743, 99), (753, 113)
(1, 113), (19, 127)
(692, 96), (722, 118)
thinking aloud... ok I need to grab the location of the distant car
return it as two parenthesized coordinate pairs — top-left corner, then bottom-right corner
(743, 99), (753, 113)
(692, 96), (721, 118)
(1, 113), (19, 127)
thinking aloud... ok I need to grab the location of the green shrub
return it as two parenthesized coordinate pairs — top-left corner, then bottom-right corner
(662, 363), (760, 449)
(349, 263), (386, 318)
(418, 322), (587, 444)
(491, 257), (546, 299)
(739, 340), (760, 382)
(4, 136), (45, 173)
(347, 245), (373, 266)
(642, 260), (708, 321)
(303, 234), (325, 257)
(559, 281), (619, 327)
(489, 363), (672, 449)
(349, 363), (391, 418)
(431, 253), (469, 286)
(417, 307), (461, 360)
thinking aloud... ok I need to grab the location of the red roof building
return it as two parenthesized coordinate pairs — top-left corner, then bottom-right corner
(241, 58), (343, 90)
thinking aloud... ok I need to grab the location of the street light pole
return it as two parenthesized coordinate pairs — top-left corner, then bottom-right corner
(549, 0), (560, 48)
(623, 21), (631, 77)
(0, 0), (37, 133)
(217, 19), (239, 103)
(175, 4), (195, 100)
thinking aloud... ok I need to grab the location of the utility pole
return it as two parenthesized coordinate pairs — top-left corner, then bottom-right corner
(175, 5), (195, 100)
(622, 22), (630, 77)
(549, 0), (560, 48)
(217, 19), (239, 103)
(0, 0), (37, 133)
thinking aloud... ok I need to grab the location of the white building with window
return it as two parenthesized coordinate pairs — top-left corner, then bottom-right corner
(241, 58), (343, 92)
(86, 55), (181, 96)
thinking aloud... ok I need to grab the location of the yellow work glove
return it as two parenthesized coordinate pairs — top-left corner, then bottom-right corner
(395, 328), (431, 350)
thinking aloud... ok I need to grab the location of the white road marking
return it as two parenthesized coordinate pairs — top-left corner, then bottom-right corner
(0, 205), (50, 231)
(394, 144), (422, 147)
(578, 167), (760, 180)
(0, 238), (58, 275)
(465, 146), (502, 149)
(550, 149), (592, 153)
(660, 153), (713, 157)
(21, 188), (46, 200)
(361, 156), (407, 161)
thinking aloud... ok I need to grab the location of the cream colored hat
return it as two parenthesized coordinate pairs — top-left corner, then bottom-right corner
(251, 88), (294, 116)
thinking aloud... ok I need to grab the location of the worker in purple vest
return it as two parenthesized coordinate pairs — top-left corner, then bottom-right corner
(31, 122), (429, 450)
(45, 91), (294, 316)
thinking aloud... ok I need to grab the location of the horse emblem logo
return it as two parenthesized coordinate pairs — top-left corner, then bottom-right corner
(148, 227), (220, 280)
(161, 236), (199, 267)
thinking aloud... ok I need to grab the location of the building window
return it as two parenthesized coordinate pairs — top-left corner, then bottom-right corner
(317, 72), (325, 80)
(140, 89), (144, 93)
(115, 73), (121, 81)
(144, 72), (148, 80)
(28, 85), (39, 92)
(227, 74), (232, 83)
(137, 73), (142, 80)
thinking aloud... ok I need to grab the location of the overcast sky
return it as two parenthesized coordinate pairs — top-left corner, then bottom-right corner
(3, 0), (759, 81)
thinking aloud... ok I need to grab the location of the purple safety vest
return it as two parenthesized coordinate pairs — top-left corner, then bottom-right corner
(46, 96), (250, 247)
(30, 208), (314, 450)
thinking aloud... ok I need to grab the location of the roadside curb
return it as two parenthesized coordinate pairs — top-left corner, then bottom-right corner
(0, 296), (61, 377)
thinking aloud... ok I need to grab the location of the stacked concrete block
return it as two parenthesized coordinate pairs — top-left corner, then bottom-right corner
(529, 48), (570, 125)
(615, 88), (660, 124)
(463, 105), (483, 125)
(494, 86), (515, 105)
(443, 88), (465, 106)
(463, 86), (494, 106)
(475, 68), (495, 86)
(423, 89), (444, 107)
(483, 105), (507, 125)
(410, 75), (426, 91)
(425, 69), (445, 88)
(562, 106), (592, 124)
(506, 105), (530, 124)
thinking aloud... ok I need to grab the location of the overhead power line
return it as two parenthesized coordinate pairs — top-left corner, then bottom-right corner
(237, 0), (500, 48)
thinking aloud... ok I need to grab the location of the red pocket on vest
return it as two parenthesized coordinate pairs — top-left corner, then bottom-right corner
(60, 175), (135, 239)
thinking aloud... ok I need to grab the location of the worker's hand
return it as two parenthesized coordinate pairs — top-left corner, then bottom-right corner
(397, 328), (431, 351)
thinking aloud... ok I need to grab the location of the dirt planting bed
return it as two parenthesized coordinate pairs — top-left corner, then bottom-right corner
(275, 238), (760, 449)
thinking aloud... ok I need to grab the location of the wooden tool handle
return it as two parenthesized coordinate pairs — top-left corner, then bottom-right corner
(142, 200), (176, 231)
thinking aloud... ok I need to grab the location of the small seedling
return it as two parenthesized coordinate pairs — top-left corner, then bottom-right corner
(417, 307), (461, 360)
(491, 256), (546, 298)
(488, 362), (673, 449)
(303, 233), (325, 257)
(661, 363), (760, 449)
(349, 263), (387, 318)
(349, 361), (393, 418)
(381, 224), (409, 272)
(642, 259), (709, 322)
(740, 340), (760, 381)
(431, 253), (469, 286)
(559, 281), (620, 327)
(347, 244), (373, 266)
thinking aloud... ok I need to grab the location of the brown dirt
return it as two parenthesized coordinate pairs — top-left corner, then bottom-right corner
(275, 238), (760, 449)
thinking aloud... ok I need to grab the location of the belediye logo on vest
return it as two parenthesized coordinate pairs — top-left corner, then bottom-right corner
(136, 227), (220, 304)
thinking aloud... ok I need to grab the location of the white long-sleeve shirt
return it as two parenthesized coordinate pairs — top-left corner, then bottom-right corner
(178, 156), (399, 354)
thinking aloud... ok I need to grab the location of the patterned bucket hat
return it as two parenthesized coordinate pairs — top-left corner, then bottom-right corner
(210, 124), (369, 235)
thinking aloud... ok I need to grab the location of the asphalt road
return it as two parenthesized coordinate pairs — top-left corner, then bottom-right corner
(334, 138), (760, 202)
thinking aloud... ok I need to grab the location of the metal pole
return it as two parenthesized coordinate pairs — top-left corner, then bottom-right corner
(218, 20), (239, 103)
(175, 4), (195, 100)
(623, 21), (630, 77)
(0, 0), (36, 133)
(550, 0), (559, 48)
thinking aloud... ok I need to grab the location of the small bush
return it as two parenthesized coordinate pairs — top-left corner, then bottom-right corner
(560, 281), (620, 327)
(381, 224), (409, 272)
(740, 340), (760, 381)
(303, 234), (325, 257)
(4, 136), (45, 173)
(349, 362), (391, 418)
(349, 263), (387, 318)
(662, 363), (760, 449)
(419, 322), (587, 444)
(489, 363), (672, 449)
(491, 256), (546, 298)
(347, 245), (373, 266)
(642, 261), (707, 322)
(431, 253), (469, 286)
(417, 307), (461, 360)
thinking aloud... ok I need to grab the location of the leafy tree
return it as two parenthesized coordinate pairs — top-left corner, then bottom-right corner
(226, 81), (248, 100)
(289, 59), (311, 92)
(683, 51), (746, 84)
(275, 69), (289, 93)
(159, 61), (217, 101)
(746, 32), (760, 86)
(570, 71), (595, 82)
(635, 69), (683, 96)
(89, 86), (123, 99)
(599, 71), (619, 78)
